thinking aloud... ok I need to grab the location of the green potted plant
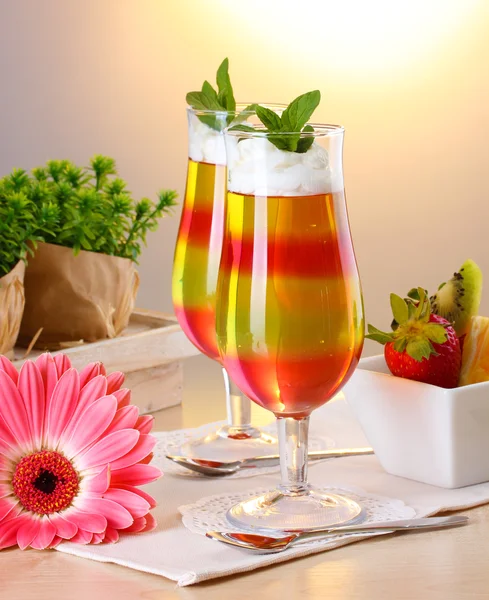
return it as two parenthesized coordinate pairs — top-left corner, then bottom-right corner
(0, 169), (55, 353)
(9, 156), (177, 348)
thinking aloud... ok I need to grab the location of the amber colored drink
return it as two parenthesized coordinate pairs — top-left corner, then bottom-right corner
(216, 190), (364, 418)
(172, 159), (226, 360)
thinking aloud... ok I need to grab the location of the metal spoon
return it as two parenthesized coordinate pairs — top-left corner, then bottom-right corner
(206, 515), (468, 553)
(166, 447), (374, 476)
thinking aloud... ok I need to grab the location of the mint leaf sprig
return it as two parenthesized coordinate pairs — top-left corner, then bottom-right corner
(232, 91), (321, 153)
(186, 58), (237, 131)
(185, 58), (256, 131)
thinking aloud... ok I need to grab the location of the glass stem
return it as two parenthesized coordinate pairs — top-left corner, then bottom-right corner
(222, 368), (251, 429)
(277, 416), (310, 496)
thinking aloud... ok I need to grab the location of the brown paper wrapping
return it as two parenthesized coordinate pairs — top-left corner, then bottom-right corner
(0, 260), (26, 355)
(19, 242), (139, 349)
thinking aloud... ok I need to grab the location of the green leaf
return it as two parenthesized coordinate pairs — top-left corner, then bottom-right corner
(196, 114), (223, 132)
(230, 104), (258, 127)
(186, 91), (208, 110)
(256, 106), (282, 131)
(186, 58), (238, 129)
(254, 91), (321, 153)
(200, 81), (221, 110)
(281, 90), (321, 132)
(216, 58), (230, 93)
(407, 302), (417, 320)
(406, 339), (437, 362)
(365, 324), (394, 345)
(393, 337), (408, 353)
(423, 323), (448, 344)
(216, 58), (235, 111)
(228, 124), (256, 140)
(296, 125), (315, 153)
(269, 133), (300, 152)
(390, 293), (409, 325)
(406, 287), (427, 302)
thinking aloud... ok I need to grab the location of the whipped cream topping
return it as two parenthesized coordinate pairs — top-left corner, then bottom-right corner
(187, 112), (226, 166)
(226, 136), (339, 197)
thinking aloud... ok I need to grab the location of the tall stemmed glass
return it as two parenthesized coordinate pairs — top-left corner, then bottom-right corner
(172, 105), (283, 459)
(217, 123), (365, 531)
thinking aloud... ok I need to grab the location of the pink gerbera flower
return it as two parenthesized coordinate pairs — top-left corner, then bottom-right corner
(0, 353), (161, 550)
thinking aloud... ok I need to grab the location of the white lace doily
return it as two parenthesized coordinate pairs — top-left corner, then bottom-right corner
(153, 421), (335, 479)
(179, 486), (416, 549)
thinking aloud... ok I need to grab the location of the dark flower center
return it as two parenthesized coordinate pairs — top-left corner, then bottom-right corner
(34, 469), (58, 494)
(12, 450), (80, 515)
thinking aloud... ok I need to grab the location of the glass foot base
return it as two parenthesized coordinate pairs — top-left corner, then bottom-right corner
(226, 487), (365, 533)
(178, 425), (278, 460)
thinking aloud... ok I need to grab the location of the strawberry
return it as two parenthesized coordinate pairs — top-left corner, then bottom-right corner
(366, 287), (462, 388)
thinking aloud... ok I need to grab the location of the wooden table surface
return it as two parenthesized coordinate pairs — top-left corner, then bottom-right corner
(3, 355), (489, 599)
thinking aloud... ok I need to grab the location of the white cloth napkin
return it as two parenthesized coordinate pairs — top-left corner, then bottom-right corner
(56, 397), (489, 586)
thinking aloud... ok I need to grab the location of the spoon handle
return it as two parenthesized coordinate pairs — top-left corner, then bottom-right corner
(240, 447), (374, 469)
(294, 515), (468, 544)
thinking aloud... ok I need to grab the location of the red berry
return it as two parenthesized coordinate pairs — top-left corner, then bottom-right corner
(385, 314), (461, 388)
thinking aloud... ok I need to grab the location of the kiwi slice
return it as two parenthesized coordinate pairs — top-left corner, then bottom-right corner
(430, 259), (482, 337)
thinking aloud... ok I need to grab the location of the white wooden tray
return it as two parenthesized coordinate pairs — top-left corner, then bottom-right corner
(12, 309), (199, 414)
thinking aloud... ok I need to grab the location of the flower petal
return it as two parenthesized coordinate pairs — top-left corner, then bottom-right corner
(102, 488), (150, 519)
(135, 415), (154, 434)
(0, 356), (19, 384)
(0, 498), (18, 521)
(76, 375), (108, 413)
(46, 369), (80, 446)
(138, 453), (153, 465)
(63, 508), (107, 534)
(17, 361), (45, 447)
(49, 513), (78, 540)
(0, 370), (32, 450)
(81, 466), (110, 495)
(120, 515), (147, 533)
(17, 517), (41, 550)
(110, 464), (162, 486)
(48, 535), (63, 548)
(76, 497), (133, 529)
(0, 516), (24, 550)
(30, 517), (56, 549)
(0, 456), (12, 473)
(64, 395), (118, 458)
(0, 416), (17, 449)
(140, 512), (157, 533)
(102, 527), (119, 543)
(59, 376), (109, 447)
(0, 470), (12, 482)
(3, 503), (23, 522)
(114, 484), (157, 508)
(0, 483), (13, 499)
(79, 363), (103, 388)
(54, 354), (72, 377)
(109, 434), (156, 471)
(76, 429), (139, 470)
(36, 354), (58, 402)
(69, 529), (93, 544)
(106, 372), (124, 394)
(91, 532), (104, 544)
(123, 512), (157, 534)
(103, 406), (139, 436)
(0, 371), (33, 450)
(0, 432), (18, 461)
(113, 388), (131, 408)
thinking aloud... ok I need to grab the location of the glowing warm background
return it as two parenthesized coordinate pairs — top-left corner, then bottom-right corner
(1, 0), (488, 357)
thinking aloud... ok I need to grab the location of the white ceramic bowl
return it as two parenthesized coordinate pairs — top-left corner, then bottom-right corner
(343, 354), (489, 488)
